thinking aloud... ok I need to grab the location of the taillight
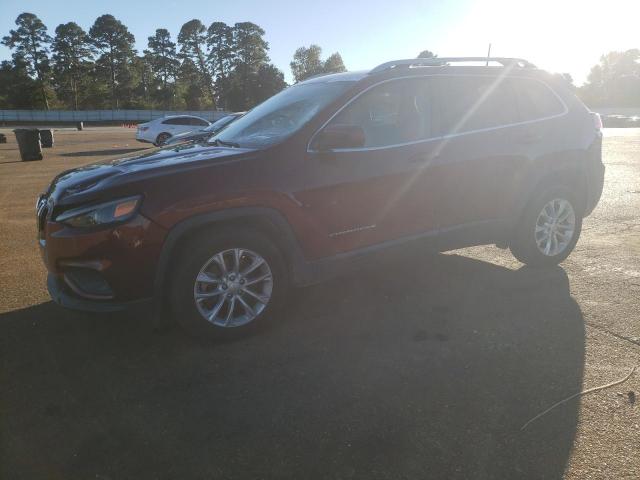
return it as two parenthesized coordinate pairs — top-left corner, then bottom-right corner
(591, 112), (603, 131)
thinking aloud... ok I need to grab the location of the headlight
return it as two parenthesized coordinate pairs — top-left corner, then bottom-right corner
(56, 195), (142, 228)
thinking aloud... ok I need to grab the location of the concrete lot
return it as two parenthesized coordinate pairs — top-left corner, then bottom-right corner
(1, 127), (638, 479)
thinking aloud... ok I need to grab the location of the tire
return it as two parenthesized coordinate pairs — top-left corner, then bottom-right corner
(155, 132), (171, 146)
(169, 227), (289, 339)
(509, 185), (583, 267)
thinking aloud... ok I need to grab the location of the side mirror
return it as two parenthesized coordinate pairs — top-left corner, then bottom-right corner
(312, 124), (365, 151)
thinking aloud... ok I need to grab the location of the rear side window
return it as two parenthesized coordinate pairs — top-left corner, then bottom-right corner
(512, 78), (565, 121)
(432, 76), (518, 135)
(190, 117), (209, 126)
(162, 117), (191, 126)
(324, 77), (434, 148)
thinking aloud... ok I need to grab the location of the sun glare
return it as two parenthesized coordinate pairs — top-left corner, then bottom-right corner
(448, 0), (640, 84)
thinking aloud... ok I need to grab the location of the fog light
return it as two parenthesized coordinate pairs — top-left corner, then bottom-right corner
(63, 267), (114, 299)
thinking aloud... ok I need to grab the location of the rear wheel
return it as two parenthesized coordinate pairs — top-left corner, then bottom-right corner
(169, 228), (288, 338)
(155, 132), (171, 146)
(509, 186), (582, 266)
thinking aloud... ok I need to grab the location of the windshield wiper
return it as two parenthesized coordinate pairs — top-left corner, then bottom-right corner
(212, 138), (240, 148)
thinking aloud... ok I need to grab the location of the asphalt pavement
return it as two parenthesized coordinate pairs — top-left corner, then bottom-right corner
(0, 128), (638, 479)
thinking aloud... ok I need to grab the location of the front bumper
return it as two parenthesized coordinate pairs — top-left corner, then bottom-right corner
(47, 274), (151, 313)
(39, 213), (168, 305)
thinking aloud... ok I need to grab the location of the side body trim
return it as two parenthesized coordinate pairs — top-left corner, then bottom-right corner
(153, 209), (510, 313)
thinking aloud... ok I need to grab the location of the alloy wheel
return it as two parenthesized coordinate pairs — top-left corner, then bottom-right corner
(193, 248), (273, 327)
(534, 198), (576, 257)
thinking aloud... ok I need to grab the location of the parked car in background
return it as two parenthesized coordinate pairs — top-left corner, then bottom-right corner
(38, 57), (604, 338)
(135, 115), (210, 146)
(601, 114), (640, 128)
(164, 113), (245, 146)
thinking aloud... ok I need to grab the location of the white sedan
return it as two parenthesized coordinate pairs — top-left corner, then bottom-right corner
(136, 115), (211, 146)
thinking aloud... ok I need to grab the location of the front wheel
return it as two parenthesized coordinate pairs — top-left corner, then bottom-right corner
(509, 186), (583, 266)
(169, 228), (289, 338)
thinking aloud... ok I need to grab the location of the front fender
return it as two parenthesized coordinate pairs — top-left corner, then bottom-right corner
(152, 206), (311, 318)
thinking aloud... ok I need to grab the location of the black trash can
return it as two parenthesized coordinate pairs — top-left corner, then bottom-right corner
(0, 133), (6, 144)
(39, 129), (54, 148)
(13, 129), (43, 161)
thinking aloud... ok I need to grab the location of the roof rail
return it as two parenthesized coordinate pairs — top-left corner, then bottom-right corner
(369, 57), (536, 74)
(303, 72), (334, 81)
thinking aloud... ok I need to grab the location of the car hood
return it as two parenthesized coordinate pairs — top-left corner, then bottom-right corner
(45, 143), (256, 205)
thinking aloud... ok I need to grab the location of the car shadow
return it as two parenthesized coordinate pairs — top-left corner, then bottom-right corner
(61, 147), (148, 157)
(0, 253), (584, 479)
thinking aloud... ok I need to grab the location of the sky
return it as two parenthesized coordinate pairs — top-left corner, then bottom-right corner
(1, 0), (639, 86)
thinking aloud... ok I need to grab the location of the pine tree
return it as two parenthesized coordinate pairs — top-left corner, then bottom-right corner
(145, 28), (179, 108)
(228, 22), (270, 109)
(89, 14), (136, 109)
(178, 19), (214, 107)
(51, 22), (93, 109)
(2, 13), (53, 109)
(0, 58), (39, 108)
(207, 21), (234, 108)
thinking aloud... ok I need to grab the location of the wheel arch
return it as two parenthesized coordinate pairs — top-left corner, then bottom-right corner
(155, 132), (171, 144)
(152, 207), (307, 317)
(511, 159), (588, 234)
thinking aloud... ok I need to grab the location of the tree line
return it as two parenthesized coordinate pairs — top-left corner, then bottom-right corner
(412, 49), (640, 107)
(0, 12), (347, 111)
(578, 49), (640, 107)
(2, 12), (638, 111)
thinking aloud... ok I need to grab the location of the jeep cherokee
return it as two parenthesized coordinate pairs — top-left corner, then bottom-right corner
(37, 57), (605, 337)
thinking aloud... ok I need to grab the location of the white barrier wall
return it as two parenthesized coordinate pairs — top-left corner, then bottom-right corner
(0, 110), (230, 122)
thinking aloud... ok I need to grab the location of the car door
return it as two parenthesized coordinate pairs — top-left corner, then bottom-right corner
(426, 75), (526, 234)
(174, 116), (197, 134)
(190, 117), (210, 131)
(160, 117), (182, 135)
(509, 76), (569, 166)
(295, 77), (441, 254)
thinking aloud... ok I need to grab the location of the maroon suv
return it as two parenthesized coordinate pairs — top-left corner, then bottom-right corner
(37, 57), (605, 336)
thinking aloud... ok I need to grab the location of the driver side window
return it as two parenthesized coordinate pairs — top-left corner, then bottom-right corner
(326, 78), (433, 148)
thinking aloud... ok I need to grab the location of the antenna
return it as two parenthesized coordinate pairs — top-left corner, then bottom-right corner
(486, 43), (492, 66)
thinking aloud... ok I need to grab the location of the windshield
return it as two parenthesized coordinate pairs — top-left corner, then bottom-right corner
(212, 81), (356, 148)
(204, 115), (238, 133)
